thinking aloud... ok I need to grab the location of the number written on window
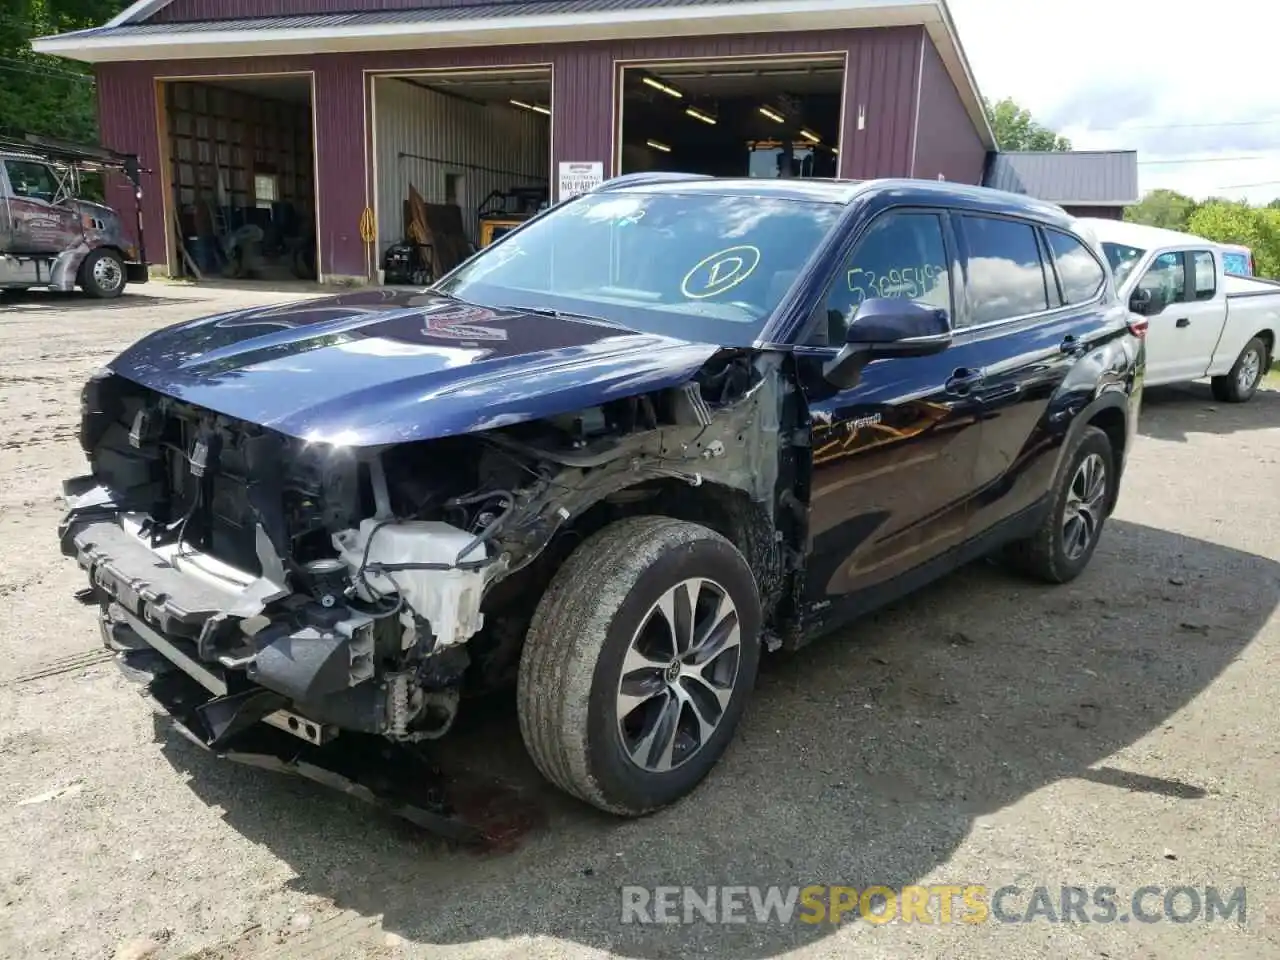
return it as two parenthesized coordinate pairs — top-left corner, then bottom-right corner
(1045, 230), (1105, 305)
(817, 211), (950, 344)
(959, 216), (1050, 325)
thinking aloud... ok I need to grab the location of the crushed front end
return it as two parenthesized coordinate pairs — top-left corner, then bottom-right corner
(59, 371), (523, 837)
(60, 352), (789, 835)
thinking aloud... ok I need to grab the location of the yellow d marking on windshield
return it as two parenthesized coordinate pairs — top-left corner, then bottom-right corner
(681, 245), (762, 300)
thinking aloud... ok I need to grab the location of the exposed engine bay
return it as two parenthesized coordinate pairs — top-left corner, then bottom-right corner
(60, 351), (804, 759)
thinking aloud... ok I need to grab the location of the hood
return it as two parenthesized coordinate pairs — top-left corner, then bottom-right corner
(108, 289), (724, 446)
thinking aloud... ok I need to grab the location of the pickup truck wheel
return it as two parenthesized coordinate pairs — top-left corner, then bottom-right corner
(78, 249), (126, 299)
(517, 516), (762, 816)
(1003, 426), (1115, 584)
(1211, 337), (1267, 403)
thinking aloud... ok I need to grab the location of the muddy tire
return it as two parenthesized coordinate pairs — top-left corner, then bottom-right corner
(517, 516), (762, 816)
(79, 248), (127, 299)
(1211, 337), (1268, 403)
(1003, 425), (1115, 584)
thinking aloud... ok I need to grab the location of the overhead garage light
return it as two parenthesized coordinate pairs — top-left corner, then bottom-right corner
(758, 106), (785, 124)
(685, 106), (717, 125)
(799, 128), (821, 144)
(642, 76), (683, 99)
(646, 139), (672, 153)
(510, 99), (551, 116)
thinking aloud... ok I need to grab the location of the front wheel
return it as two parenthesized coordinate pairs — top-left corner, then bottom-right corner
(517, 516), (762, 816)
(1211, 337), (1268, 403)
(78, 249), (127, 299)
(1003, 425), (1116, 584)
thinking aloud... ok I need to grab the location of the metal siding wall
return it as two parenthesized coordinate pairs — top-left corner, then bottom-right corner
(911, 32), (984, 184)
(95, 27), (926, 280)
(372, 77), (549, 253)
(96, 64), (162, 257)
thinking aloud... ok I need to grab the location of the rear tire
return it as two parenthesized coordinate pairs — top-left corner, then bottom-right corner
(1003, 426), (1115, 584)
(517, 516), (762, 816)
(1211, 337), (1267, 403)
(79, 249), (126, 299)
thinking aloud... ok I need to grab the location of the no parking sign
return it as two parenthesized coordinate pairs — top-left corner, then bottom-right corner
(558, 161), (604, 202)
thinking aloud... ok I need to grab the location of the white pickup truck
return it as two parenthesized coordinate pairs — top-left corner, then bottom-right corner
(1078, 219), (1277, 403)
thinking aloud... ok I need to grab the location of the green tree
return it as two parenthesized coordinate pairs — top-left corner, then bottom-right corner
(0, 0), (127, 144)
(984, 97), (1072, 151)
(1187, 200), (1280, 279)
(1124, 188), (1199, 232)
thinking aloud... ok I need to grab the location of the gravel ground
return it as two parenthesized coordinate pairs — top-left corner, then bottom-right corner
(0, 284), (1278, 960)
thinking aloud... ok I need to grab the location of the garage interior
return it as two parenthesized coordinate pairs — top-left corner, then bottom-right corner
(619, 59), (843, 179)
(372, 68), (552, 285)
(162, 75), (317, 282)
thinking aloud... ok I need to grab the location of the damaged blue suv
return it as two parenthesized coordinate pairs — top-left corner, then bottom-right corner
(60, 176), (1143, 829)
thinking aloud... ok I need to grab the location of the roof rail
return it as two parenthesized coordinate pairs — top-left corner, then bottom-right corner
(594, 172), (716, 191)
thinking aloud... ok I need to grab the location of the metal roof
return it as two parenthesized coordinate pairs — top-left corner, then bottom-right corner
(984, 151), (1139, 207)
(62, 0), (736, 37)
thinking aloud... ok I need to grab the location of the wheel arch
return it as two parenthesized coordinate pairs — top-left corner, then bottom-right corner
(468, 477), (786, 693)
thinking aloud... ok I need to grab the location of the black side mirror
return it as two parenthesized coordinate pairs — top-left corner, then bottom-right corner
(823, 298), (952, 389)
(1129, 287), (1164, 316)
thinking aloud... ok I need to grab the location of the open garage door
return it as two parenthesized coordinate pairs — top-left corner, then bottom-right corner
(619, 58), (843, 180)
(372, 68), (552, 286)
(160, 74), (318, 282)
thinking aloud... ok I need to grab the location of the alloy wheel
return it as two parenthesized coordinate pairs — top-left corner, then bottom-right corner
(1062, 453), (1107, 561)
(1238, 347), (1262, 393)
(616, 577), (742, 773)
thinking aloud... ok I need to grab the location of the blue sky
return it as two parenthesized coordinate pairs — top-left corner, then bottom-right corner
(948, 0), (1277, 204)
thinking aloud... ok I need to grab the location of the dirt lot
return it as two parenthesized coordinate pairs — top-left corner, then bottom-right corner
(0, 284), (1278, 960)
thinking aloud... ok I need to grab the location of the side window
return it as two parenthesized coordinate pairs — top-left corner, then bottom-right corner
(1045, 229), (1106, 305)
(959, 215), (1050, 325)
(813, 211), (951, 345)
(1137, 252), (1187, 306)
(1192, 251), (1216, 300)
(4, 161), (58, 202)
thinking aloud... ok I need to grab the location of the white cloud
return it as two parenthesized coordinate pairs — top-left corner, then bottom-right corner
(948, 0), (1280, 203)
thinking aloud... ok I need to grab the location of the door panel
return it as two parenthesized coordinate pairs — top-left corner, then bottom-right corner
(966, 309), (1111, 532)
(2, 160), (81, 256)
(1135, 250), (1223, 383)
(966, 224), (1126, 533)
(801, 348), (986, 620)
(795, 207), (983, 629)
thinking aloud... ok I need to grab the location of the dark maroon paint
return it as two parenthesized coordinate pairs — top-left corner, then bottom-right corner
(910, 33), (985, 184)
(94, 22), (979, 279)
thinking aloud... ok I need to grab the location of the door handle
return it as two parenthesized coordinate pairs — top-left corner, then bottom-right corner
(1175, 317), (1191, 328)
(1060, 335), (1088, 355)
(944, 368), (985, 395)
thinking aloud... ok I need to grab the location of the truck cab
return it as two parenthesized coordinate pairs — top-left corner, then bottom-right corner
(1080, 218), (1276, 402)
(1, 138), (147, 299)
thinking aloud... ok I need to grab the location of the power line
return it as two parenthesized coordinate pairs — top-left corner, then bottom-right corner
(0, 56), (93, 84)
(1138, 155), (1271, 166)
(1084, 118), (1280, 132)
(1216, 180), (1280, 190)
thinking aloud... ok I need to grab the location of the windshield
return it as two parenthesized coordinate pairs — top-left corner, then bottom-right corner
(435, 191), (844, 345)
(1102, 242), (1146, 286)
